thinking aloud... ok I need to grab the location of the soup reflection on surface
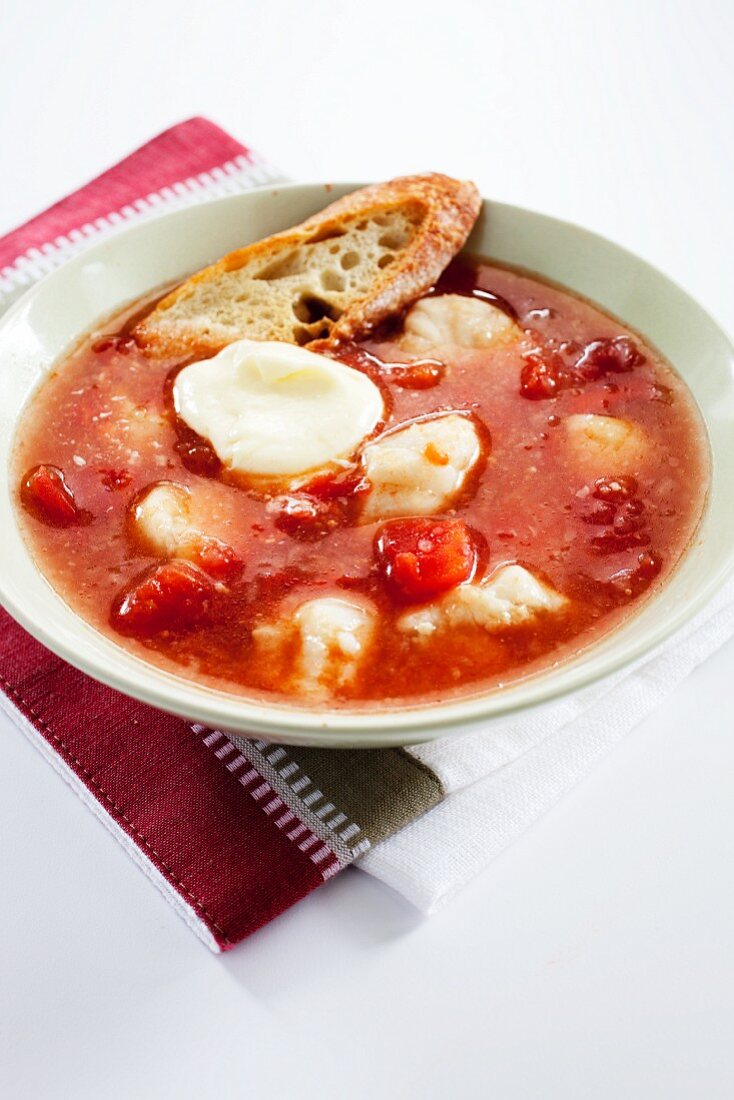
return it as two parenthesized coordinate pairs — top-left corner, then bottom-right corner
(13, 257), (709, 708)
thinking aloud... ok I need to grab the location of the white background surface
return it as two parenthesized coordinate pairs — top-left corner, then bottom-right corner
(2, 1), (733, 1097)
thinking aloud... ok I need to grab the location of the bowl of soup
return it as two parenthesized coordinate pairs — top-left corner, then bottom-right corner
(0, 183), (732, 746)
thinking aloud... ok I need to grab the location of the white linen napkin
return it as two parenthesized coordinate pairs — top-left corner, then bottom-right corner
(360, 579), (734, 910)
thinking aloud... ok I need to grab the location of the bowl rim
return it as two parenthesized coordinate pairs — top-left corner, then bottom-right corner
(1, 181), (733, 747)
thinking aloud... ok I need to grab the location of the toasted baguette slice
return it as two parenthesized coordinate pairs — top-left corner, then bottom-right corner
(134, 173), (481, 356)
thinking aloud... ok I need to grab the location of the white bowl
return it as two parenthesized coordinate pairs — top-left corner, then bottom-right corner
(1, 184), (733, 747)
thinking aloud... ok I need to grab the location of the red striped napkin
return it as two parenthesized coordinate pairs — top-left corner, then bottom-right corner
(0, 627), (333, 950)
(0, 118), (277, 303)
(0, 119), (443, 950)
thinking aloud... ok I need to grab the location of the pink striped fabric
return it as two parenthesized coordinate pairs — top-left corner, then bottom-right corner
(0, 119), (344, 950)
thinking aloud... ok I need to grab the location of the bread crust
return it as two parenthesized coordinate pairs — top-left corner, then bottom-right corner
(134, 173), (481, 355)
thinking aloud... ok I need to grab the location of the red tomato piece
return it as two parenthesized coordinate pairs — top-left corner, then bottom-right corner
(592, 475), (639, 502)
(375, 518), (477, 601)
(270, 470), (369, 540)
(576, 336), (645, 379)
(591, 529), (651, 555)
(111, 560), (215, 636)
(608, 550), (662, 598)
(612, 498), (646, 535)
(191, 537), (243, 582)
(301, 468), (370, 502)
(577, 499), (617, 526)
(99, 467), (132, 492)
(20, 464), (85, 527)
(173, 419), (221, 477)
(268, 494), (338, 541)
(519, 350), (567, 400)
(389, 359), (445, 389)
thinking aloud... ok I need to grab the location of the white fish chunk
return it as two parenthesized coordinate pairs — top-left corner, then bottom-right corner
(294, 597), (376, 693)
(563, 414), (647, 475)
(361, 413), (482, 522)
(402, 294), (519, 352)
(398, 564), (567, 637)
(133, 481), (195, 556)
(253, 596), (377, 698)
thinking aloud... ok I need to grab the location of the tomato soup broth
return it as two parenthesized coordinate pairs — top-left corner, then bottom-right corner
(13, 258), (709, 708)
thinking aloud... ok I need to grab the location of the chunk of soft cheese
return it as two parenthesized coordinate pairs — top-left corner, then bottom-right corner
(398, 565), (567, 637)
(253, 596), (376, 698)
(173, 339), (384, 479)
(563, 414), (647, 476)
(361, 413), (481, 522)
(402, 294), (519, 352)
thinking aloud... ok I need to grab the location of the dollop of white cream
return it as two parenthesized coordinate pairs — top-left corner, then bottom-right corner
(173, 339), (384, 478)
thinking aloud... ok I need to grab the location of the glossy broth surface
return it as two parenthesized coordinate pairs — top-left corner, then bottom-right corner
(13, 257), (709, 707)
